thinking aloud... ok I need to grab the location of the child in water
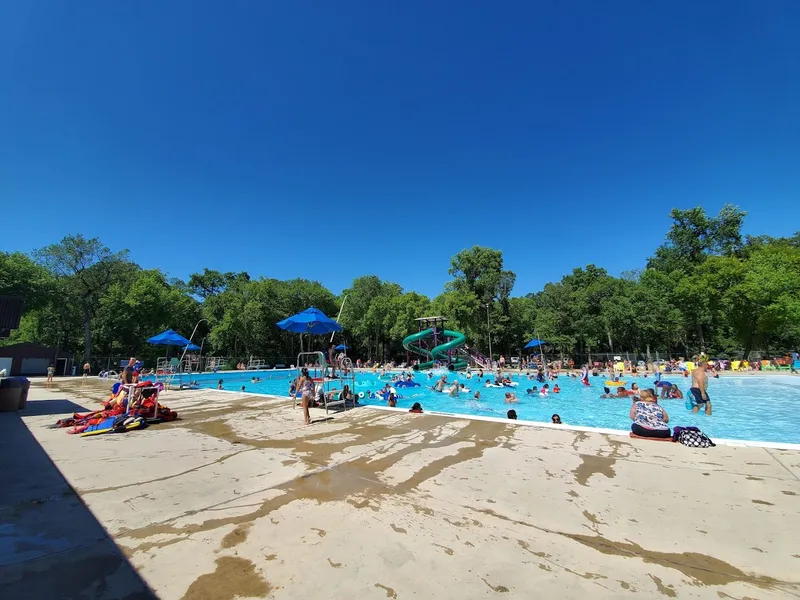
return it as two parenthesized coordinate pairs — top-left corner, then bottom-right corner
(553, 384), (560, 393)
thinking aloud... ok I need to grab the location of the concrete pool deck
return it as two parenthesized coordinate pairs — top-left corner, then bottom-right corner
(2, 379), (799, 599)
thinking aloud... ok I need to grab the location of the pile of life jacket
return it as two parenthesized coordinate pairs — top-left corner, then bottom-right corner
(51, 382), (178, 436)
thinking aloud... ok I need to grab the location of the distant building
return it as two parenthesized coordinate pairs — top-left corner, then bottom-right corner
(0, 343), (70, 376)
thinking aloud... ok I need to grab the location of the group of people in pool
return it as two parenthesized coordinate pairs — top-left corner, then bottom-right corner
(506, 409), (561, 424)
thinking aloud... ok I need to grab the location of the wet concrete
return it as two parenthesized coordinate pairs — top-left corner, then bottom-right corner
(6, 378), (800, 599)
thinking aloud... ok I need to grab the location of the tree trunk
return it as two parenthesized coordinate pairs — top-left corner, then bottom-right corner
(82, 303), (92, 363)
(606, 330), (613, 352)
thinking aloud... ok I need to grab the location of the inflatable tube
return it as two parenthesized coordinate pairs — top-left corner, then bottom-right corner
(395, 381), (421, 388)
(685, 399), (694, 411)
(358, 391), (365, 399)
(377, 391), (402, 400)
(605, 380), (626, 387)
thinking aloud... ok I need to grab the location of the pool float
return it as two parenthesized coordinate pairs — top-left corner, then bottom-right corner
(395, 381), (421, 388)
(605, 380), (626, 387)
(685, 399), (694, 411)
(377, 390), (402, 400)
(485, 382), (519, 388)
(358, 392), (365, 399)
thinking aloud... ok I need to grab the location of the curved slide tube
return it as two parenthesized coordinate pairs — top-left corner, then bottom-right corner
(403, 328), (468, 371)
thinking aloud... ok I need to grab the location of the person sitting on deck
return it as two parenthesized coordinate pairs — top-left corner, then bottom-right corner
(340, 385), (355, 404)
(629, 389), (671, 438)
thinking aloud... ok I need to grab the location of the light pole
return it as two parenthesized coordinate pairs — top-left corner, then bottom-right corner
(485, 303), (492, 365)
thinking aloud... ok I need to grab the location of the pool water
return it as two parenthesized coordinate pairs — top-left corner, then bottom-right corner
(175, 370), (800, 446)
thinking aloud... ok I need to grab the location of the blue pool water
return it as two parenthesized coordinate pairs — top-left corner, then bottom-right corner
(174, 370), (800, 446)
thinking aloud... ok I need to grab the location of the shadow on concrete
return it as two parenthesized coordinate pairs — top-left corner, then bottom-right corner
(21, 398), (93, 417)
(0, 412), (158, 600)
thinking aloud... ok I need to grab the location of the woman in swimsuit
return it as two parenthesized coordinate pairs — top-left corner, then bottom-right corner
(293, 367), (315, 425)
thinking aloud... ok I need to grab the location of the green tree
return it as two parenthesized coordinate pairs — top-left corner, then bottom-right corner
(34, 235), (134, 361)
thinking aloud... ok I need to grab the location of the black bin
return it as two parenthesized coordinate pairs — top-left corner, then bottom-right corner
(13, 377), (30, 410)
(0, 378), (22, 412)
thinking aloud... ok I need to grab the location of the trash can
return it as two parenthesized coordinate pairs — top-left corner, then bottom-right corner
(14, 377), (30, 410)
(0, 378), (22, 413)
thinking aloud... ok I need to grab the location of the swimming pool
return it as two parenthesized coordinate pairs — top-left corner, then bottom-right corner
(175, 370), (800, 446)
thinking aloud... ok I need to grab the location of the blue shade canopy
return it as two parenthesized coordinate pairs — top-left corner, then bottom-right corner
(184, 343), (201, 351)
(524, 339), (546, 349)
(335, 344), (349, 351)
(147, 329), (193, 346)
(276, 307), (343, 335)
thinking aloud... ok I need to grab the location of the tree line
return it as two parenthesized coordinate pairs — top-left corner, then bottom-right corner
(1, 205), (798, 366)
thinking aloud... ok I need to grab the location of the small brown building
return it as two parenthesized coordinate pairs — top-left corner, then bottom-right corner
(0, 343), (70, 376)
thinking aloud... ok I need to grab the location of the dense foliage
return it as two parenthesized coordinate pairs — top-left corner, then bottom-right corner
(2, 206), (798, 365)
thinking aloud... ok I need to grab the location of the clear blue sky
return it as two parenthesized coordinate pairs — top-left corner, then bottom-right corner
(2, 1), (799, 298)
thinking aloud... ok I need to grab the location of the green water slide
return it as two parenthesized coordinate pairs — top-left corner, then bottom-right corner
(403, 328), (468, 371)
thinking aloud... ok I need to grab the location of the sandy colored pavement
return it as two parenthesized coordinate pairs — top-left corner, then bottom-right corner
(2, 378), (799, 600)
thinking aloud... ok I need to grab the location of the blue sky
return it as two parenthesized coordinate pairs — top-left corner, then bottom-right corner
(2, 1), (799, 298)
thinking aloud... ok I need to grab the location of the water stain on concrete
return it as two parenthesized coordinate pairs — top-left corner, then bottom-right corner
(390, 524), (407, 534)
(220, 523), (252, 549)
(571, 431), (590, 451)
(746, 476), (764, 481)
(648, 574), (677, 597)
(751, 499), (773, 506)
(434, 544), (455, 556)
(327, 558), (342, 568)
(717, 592), (760, 600)
(265, 554), (277, 561)
(567, 489), (579, 498)
(480, 577), (509, 593)
(311, 527), (326, 538)
(118, 420), (508, 556)
(573, 454), (616, 486)
(181, 556), (270, 600)
(782, 490), (797, 496)
(374, 583), (397, 598)
(582, 510), (606, 527)
(476, 507), (795, 591)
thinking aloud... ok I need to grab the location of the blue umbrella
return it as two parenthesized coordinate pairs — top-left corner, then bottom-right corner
(525, 339), (546, 349)
(148, 329), (193, 347)
(335, 344), (349, 351)
(276, 307), (343, 335)
(184, 343), (201, 351)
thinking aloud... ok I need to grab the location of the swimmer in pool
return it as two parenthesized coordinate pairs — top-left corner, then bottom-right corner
(539, 384), (549, 397)
(656, 380), (673, 398)
(504, 392), (519, 404)
(668, 386), (683, 399)
(689, 362), (712, 415)
(551, 414), (562, 424)
(600, 386), (614, 398)
(473, 391), (480, 400)
(553, 384), (560, 393)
